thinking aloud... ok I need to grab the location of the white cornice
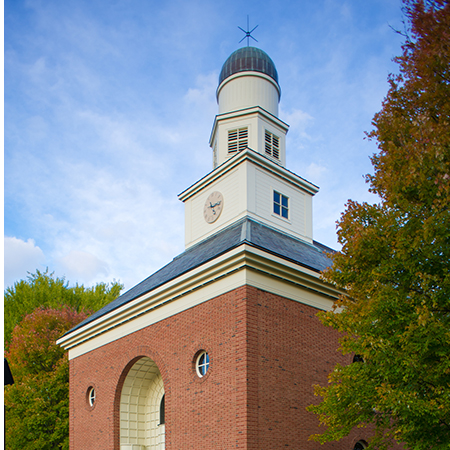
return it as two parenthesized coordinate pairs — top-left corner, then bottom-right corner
(178, 148), (319, 203)
(57, 243), (341, 357)
(216, 71), (281, 100)
(57, 245), (248, 351)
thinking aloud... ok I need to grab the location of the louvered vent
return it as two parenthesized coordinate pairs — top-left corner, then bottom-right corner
(265, 130), (280, 159)
(228, 127), (248, 154)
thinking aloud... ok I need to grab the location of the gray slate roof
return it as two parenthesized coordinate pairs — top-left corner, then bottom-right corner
(67, 218), (334, 335)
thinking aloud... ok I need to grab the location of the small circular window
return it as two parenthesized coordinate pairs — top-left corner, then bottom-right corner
(196, 351), (210, 378)
(87, 387), (96, 406)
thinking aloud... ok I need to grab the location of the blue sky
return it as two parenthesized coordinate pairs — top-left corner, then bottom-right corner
(5, 0), (405, 291)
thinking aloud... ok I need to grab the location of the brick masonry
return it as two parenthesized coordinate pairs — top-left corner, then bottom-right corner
(70, 285), (373, 449)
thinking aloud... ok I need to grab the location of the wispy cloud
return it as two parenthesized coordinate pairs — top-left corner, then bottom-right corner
(5, 0), (405, 289)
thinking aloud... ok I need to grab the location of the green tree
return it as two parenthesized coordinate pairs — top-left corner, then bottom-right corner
(5, 307), (90, 450)
(4, 269), (122, 349)
(4, 272), (122, 449)
(308, 1), (450, 449)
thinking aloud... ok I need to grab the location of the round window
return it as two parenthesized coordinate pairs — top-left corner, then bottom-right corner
(87, 387), (96, 406)
(196, 351), (210, 378)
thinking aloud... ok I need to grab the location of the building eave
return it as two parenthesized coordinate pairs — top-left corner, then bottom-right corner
(208, 105), (289, 148)
(178, 147), (318, 202)
(57, 242), (341, 357)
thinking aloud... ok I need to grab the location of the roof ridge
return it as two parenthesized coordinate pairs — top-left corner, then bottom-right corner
(240, 219), (252, 242)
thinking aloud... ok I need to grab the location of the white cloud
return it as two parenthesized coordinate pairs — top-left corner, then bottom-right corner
(184, 72), (218, 113)
(5, 0), (406, 293)
(282, 108), (314, 140)
(4, 237), (46, 288)
(26, 115), (49, 141)
(305, 162), (327, 181)
(55, 250), (109, 284)
(33, 162), (185, 290)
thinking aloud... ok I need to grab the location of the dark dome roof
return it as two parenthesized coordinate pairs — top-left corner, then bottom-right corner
(219, 47), (279, 86)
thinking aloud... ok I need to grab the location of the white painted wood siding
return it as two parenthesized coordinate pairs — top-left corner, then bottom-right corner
(184, 159), (314, 247)
(216, 116), (257, 166)
(185, 167), (245, 246)
(218, 74), (279, 116)
(254, 168), (312, 241)
(213, 111), (287, 168)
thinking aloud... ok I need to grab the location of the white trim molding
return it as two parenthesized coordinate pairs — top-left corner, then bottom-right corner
(57, 243), (341, 359)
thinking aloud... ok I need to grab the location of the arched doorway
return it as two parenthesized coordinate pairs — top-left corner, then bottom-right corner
(120, 356), (165, 450)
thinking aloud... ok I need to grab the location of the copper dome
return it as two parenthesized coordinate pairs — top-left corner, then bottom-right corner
(219, 47), (279, 86)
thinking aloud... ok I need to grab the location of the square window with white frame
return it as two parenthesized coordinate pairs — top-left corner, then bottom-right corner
(273, 191), (288, 219)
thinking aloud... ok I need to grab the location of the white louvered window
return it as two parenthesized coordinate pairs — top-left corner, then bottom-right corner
(265, 130), (280, 159)
(228, 127), (248, 154)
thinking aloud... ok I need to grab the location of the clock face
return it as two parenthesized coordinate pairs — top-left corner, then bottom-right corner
(203, 191), (224, 223)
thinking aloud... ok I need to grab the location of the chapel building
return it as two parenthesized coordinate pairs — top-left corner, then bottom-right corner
(58, 46), (370, 450)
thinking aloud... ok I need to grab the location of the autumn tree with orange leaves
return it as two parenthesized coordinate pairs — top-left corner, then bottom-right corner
(308, 1), (450, 449)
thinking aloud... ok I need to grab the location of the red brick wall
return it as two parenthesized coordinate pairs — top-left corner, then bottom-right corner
(69, 285), (373, 449)
(70, 287), (245, 449)
(249, 286), (364, 449)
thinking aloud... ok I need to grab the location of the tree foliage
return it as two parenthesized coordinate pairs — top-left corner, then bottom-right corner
(4, 271), (122, 449)
(308, 1), (450, 449)
(4, 307), (90, 450)
(4, 268), (122, 349)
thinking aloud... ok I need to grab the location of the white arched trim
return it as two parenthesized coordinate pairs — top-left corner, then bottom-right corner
(120, 357), (165, 450)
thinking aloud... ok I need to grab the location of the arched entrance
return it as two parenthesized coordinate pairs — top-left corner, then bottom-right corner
(119, 356), (165, 450)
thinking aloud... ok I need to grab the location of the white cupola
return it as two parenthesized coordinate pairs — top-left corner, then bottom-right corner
(180, 46), (318, 250)
(210, 47), (289, 168)
(217, 46), (280, 116)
